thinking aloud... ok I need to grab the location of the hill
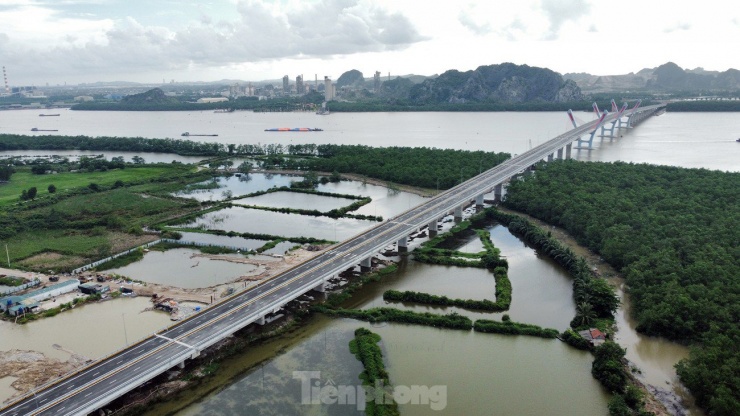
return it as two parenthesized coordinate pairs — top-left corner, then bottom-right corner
(380, 63), (582, 104)
(120, 88), (181, 105)
(565, 62), (740, 93)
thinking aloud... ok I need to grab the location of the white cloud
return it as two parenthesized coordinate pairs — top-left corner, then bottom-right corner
(0, 0), (737, 84)
(539, 0), (591, 40)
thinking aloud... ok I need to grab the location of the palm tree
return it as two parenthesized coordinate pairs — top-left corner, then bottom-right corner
(575, 302), (596, 327)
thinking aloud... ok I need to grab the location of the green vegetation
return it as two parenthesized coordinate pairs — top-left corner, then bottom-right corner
(484, 208), (619, 330)
(666, 101), (740, 112)
(383, 289), (508, 312)
(560, 328), (592, 350)
(0, 161), (211, 271)
(295, 145), (510, 190)
(473, 319), (559, 339)
(12, 293), (104, 324)
(395, 210), (511, 312)
(0, 276), (24, 286)
(0, 165), (198, 208)
(314, 306), (473, 330)
(93, 248), (144, 271)
(502, 160), (739, 414)
(2, 136), (510, 191)
(349, 328), (399, 416)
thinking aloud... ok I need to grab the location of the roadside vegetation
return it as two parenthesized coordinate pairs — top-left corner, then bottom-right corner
(502, 160), (740, 415)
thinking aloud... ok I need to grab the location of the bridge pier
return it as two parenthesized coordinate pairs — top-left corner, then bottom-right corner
(257, 315), (266, 325)
(557, 148), (564, 160)
(565, 143), (572, 159)
(360, 256), (372, 271)
(427, 220), (438, 237)
(397, 237), (408, 252)
(177, 361), (185, 369)
(313, 276), (326, 293)
(547, 153), (554, 162)
(475, 194), (484, 208)
(454, 205), (463, 221)
(494, 183), (503, 202)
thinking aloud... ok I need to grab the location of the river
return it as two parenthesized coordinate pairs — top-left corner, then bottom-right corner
(2, 109), (736, 414)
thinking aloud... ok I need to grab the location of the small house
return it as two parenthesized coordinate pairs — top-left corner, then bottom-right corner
(0, 295), (40, 316)
(78, 283), (110, 295)
(578, 328), (607, 347)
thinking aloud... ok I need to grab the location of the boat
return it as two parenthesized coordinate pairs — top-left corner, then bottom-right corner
(264, 128), (323, 132)
(181, 132), (218, 137)
(31, 128), (58, 132)
(214, 108), (235, 113)
(39, 114), (60, 117)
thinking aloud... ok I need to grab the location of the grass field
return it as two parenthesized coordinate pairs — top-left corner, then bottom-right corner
(0, 164), (210, 271)
(0, 165), (195, 207)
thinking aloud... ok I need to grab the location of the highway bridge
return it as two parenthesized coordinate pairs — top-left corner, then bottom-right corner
(0, 103), (665, 416)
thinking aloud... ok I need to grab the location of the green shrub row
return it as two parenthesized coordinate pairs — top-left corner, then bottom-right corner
(314, 306), (473, 330)
(349, 328), (400, 416)
(473, 319), (559, 338)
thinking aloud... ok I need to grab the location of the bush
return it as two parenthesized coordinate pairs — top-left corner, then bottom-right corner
(592, 341), (627, 393)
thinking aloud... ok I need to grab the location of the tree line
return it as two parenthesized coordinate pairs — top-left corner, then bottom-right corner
(501, 160), (739, 415)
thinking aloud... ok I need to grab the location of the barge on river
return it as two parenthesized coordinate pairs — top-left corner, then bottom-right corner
(264, 127), (323, 132)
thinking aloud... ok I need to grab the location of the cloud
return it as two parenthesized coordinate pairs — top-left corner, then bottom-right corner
(663, 22), (691, 33)
(539, 0), (591, 39)
(0, 0), (427, 83)
(458, 9), (492, 36)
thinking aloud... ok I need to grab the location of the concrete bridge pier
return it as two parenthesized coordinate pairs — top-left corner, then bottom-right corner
(313, 276), (327, 293)
(547, 153), (554, 162)
(397, 237), (408, 252)
(360, 256), (372, 272)
(475, 194), (485, 208)
(427, 220), (438, 237)
(494, 183), (503, 202)
(454, 205), (464, 221)
(557, 148), (564, 160)
(565, 143), (572, 159)
(256, 315), (266, 325)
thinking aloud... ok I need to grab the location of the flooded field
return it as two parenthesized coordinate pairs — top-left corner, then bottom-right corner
(0, 296), (171, 361)
(107, 248), (259, 288)
(176, 206), (377, 241)
(233, 191), (353, 212)
(174, 173), (302, 201)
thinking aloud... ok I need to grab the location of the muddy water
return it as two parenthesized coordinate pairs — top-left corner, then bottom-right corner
(173, 173), (302, 202)
(107, 248), (258, 288)
(145, 316), (608, 416)
(0, 297), (170, 361)
(316, 181), (427, 220)
(143, 222), (608, 415)
(513, 213), (702, 414)
(234, 191), (352, 211)
(0, 377), (18, 405)
(177, 206), (377, 241)
(176, 232), (267, 251)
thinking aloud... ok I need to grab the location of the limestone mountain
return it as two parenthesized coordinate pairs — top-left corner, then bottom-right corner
(336, 70), (366, 88)
(565, 62), (740, 93)
(403, 63), (582, 104)
(121, 88), (180, 105)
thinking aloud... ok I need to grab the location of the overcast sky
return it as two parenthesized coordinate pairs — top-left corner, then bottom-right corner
(1, 0), (738, 86)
